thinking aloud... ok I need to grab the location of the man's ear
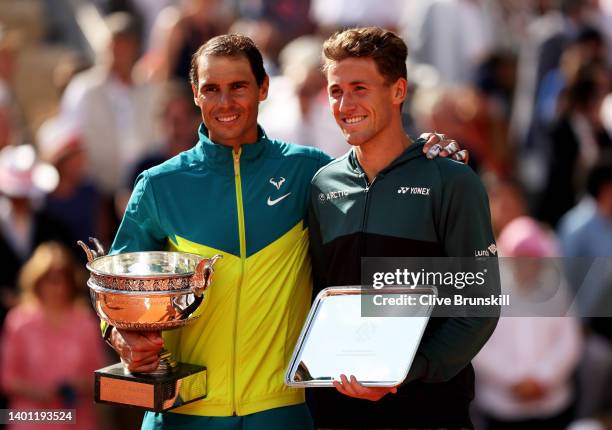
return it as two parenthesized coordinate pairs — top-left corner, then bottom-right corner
(191, 84), (199, 106)
(392, 78), (408, 105)
(259, 75), (270, 102)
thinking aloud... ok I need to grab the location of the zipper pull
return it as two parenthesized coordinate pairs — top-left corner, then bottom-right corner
(233, 150), (241, 176)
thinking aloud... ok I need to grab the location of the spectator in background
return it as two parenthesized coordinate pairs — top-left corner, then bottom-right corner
(511, 0), (601, 198)
(125, 80), (200, 187)
(259, 35), (347, 157)
(474, 217), (582, 430)
(401, 0), (493, 84)
(410, 51), (517, 178)
(0, 144), (71, 324)
(148, 0), (232, 81)
(60, 12), (163, 196)
(0, 105), (16, 150)
(310, 0), (403, 34)
(0, 25), (18, 106)
(0, 242), (105, 430)
(0, 26), (25, 148)
(535, 26), (606, 126)
(101, 0), (176, 49)
(511, 0), (600, 149)
(228, 18), (281, 77)
(559, 162), (612, 422)
(602, 89), (612, 138)
(36, 117), (111, 253)
(487, 178), (529, 237)
(560, 162), (612, 334)
(539, 60), (612, 227)
(115, 80), (200, 216)
(237, 0), (315, 52)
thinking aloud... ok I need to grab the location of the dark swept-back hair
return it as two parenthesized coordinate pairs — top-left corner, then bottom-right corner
(189, 34), (267, 89)
(322, 27), (408, 85)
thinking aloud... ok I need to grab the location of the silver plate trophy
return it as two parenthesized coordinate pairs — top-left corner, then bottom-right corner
(285, 286), (436, 387)
(78, 238), (222, 412)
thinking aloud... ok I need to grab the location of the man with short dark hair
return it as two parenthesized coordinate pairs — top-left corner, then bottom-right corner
(61, 12), (161, 196)
(103, 33), (464, 430)
(308, 27), (499, 428)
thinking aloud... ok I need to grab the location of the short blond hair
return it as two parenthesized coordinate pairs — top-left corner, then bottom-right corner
(19, 242), (83, 303)
(322, 27), (408, 85)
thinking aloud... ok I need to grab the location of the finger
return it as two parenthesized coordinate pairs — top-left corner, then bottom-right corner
(419, 132), (435, 141)
(340, 375), (360, 398)
(128, 350), (160, 364)
(129, 336), (164, 353)
(445, 140), (459, 154)
(438, 140), (459, 158)
(390, 387), (397, 394)
(132, 352), (160, 364)
(348, 375), (369, 396)
(129, 360), (160, 374)
(425, 143), (442, 160)
(143, 331), (164, 345)
(121, 349), (158, 363)
(333, 380), (348, 396)
(452, 150), (469, 164)
(420, 133), (440, 153)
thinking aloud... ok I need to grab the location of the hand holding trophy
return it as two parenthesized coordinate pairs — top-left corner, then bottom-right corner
(78, 238), (222, 412)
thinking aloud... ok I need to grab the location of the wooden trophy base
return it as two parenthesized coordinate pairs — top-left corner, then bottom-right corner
(95, 362), (207, 412)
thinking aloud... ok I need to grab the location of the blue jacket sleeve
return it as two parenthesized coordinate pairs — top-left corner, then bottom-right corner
(110, 171), (167, 254)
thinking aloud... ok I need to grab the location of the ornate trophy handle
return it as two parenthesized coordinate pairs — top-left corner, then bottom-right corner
(77, 237), (107, 263)
(191, 254), (223, 297)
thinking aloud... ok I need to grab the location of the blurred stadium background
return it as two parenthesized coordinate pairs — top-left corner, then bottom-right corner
(0, 0), (611, 429)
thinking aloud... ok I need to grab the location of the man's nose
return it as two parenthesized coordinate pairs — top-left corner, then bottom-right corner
(218, 90), (233, 108)
(338, 92), (355, 113)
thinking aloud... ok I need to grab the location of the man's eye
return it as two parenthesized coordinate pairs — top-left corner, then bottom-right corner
(232, 83), (247, 90)
(330, 89), (342, 98)
(355, 86), (366, 91)
(203, 87), (217, 93)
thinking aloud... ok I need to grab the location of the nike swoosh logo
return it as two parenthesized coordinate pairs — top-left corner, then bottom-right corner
(267, 192), (292, 206)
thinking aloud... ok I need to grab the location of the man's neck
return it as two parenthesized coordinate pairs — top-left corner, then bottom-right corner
(110, 65), (133, 86)
(355, 125), (412, 182)
(209, 131), (259, 153)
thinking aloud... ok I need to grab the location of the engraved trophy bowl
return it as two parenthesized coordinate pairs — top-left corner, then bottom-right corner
(78, 238), (222, 411)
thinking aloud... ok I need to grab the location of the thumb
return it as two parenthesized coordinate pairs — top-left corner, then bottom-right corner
(143, 331), (164, 345)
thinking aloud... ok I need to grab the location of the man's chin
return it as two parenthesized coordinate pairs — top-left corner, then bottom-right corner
(344, 134), (368, 147)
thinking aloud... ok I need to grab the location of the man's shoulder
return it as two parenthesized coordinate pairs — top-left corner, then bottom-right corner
(430, 156), (482, 185)
(265, 138), (332, 164)
(143, 146), (201, 180)
(310, 152), (350, 185)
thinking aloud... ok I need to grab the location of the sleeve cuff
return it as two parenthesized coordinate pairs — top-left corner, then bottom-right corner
(401, 353), (428, 386)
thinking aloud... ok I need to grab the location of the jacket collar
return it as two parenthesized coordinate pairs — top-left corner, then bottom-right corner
(347, 137), (426, 176)
(196, 123), (268, 164)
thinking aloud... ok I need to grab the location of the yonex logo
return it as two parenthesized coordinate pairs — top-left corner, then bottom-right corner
(397, 187), (430, 196)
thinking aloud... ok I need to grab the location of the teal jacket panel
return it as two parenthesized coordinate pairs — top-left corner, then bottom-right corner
(111, 125), (332, 256)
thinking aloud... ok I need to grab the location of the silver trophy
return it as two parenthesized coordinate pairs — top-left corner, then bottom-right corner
(78, 238), (222, 411)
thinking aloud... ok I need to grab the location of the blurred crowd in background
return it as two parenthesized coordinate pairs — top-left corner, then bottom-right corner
(0, 0), (611, 429)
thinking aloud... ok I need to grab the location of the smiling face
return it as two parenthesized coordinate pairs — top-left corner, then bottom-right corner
(326, 57), (406, 147)
(192, 54), (269, 148)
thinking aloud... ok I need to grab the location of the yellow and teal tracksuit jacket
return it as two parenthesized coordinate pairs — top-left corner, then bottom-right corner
(108, 124), (332, 417)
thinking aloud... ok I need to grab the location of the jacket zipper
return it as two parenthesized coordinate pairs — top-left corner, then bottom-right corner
(361, 175), (377, 230)
(360, 175), (377, 257)
(232, 149), (247, 415)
